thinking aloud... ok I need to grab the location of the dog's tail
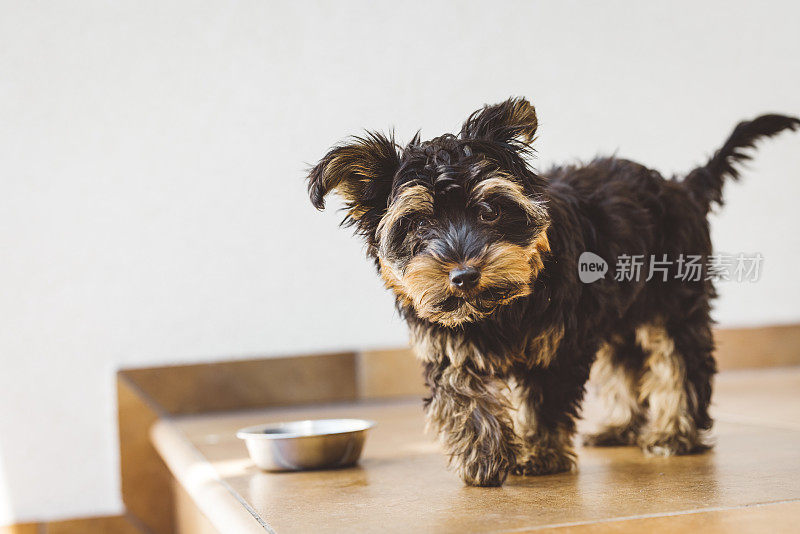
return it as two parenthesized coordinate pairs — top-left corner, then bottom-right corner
(683, 114), (800, 213)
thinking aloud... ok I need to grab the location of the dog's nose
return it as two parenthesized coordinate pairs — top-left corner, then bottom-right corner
(449, 266), (480, 290)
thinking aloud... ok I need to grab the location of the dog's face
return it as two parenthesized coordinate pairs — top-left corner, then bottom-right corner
(375, 139), (551, 327)
(307, 98), (550, 327)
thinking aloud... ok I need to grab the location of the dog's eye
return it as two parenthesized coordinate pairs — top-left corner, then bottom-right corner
(415, 218), (431, 233)
(478, 203), (501, 223)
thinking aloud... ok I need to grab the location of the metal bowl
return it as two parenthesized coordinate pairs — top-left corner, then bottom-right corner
(236, 418), (376, 471)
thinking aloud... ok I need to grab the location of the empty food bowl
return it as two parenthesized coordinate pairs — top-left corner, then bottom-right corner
(236, 418), (375, 471)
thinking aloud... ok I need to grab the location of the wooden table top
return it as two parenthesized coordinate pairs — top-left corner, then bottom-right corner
(152, 366), (800, 533)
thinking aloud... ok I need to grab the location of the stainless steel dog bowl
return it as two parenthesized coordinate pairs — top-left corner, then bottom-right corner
(237, 418), (376, 471)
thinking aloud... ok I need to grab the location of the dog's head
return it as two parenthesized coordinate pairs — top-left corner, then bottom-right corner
(307, 98), (550, 327)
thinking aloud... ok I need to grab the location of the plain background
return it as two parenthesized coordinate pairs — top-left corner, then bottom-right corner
(1, 0), (799, 525)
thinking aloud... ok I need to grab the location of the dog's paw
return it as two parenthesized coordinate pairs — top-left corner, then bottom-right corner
(583, 425), (638, 447)
(456, 458), (510, 487)
(638, 430), (709, 457)
(512, 450), (575, 476)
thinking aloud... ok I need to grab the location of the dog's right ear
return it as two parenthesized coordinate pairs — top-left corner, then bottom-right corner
(307, 132), (400, 233)
(460, 97), (538, 148)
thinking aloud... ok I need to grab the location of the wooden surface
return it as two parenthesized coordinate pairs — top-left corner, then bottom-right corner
(46, 515), (144, 534)
(151, 418), (265, 534)
(0, 516), (145, 534)
(118, 375), (175, 534)
(714, 324), (800, 369)
(120, 352), (359, 415)
(535, 500), (800, 533)
(153, 366), (800, 533)
(0, 524), (38, 534)
(356, 348), (429, 398)
(173, 477), (222, 534)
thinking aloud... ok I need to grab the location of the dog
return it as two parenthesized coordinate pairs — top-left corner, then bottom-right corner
(306, 98), (799, 486)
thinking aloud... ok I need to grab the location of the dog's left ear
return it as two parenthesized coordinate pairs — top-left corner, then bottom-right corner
(460, 97), (538, 147)
(307, 132), (400, 231)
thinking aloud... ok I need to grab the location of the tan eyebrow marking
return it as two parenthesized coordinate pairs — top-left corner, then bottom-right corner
(377, 184), (434, 254)
(471, 176), (547, 222)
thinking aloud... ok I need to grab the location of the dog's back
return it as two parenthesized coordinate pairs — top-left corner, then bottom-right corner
(549, 115), (800, 455)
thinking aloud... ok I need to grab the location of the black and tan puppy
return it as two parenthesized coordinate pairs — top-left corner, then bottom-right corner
(306, 98), (799, 486)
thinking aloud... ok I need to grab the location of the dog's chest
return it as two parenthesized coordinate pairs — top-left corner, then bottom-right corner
(409, 322), (563, 373)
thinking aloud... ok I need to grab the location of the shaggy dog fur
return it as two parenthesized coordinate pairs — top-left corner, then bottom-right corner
(306, 98), (799, 486)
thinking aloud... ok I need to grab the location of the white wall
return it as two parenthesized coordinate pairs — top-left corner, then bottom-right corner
(1, 0), (798, 524)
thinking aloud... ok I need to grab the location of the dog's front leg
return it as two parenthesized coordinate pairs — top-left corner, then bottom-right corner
(512, 351), (592, 476)
(423, 360), (520, 486)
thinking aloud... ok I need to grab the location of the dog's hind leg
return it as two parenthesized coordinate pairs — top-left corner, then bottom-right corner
(583, 333), (645, 447)
(636, 317), (716, 456)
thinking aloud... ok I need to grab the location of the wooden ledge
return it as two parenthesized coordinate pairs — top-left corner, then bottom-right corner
(145, 368), (800, 533)
(150, 420), (266, 534)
